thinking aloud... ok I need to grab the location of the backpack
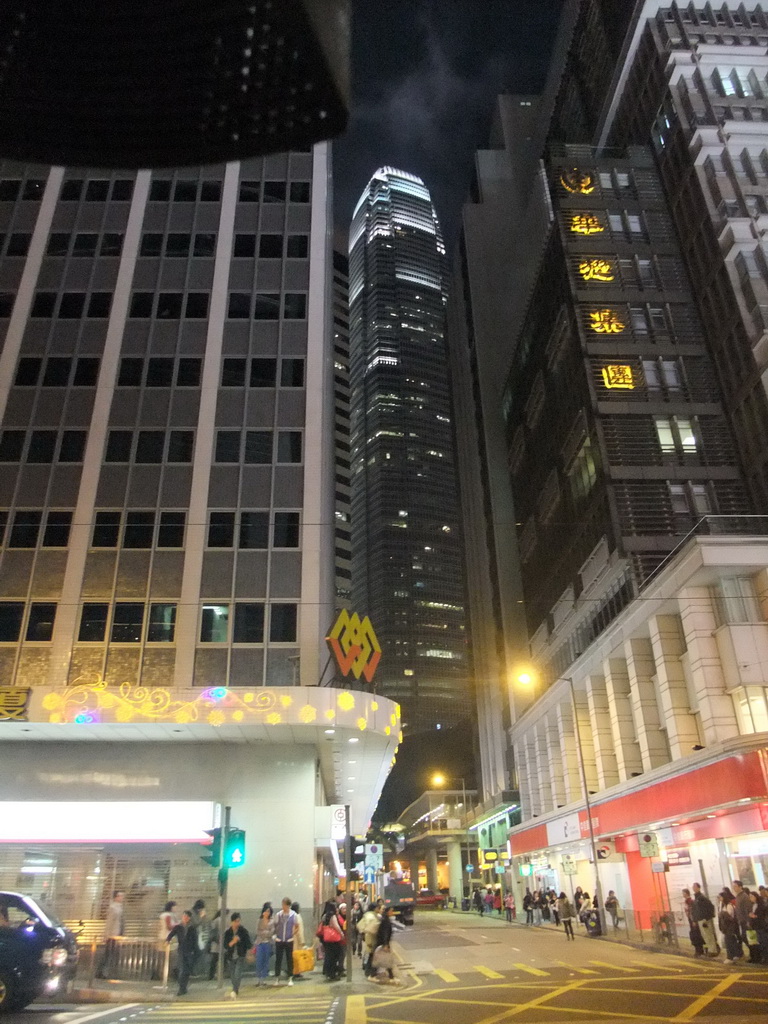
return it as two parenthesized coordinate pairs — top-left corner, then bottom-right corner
(699, 895), (715, 919)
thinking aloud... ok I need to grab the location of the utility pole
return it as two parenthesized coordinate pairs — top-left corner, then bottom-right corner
(216, 805), (231, 988)
(345, 804), (353, 985)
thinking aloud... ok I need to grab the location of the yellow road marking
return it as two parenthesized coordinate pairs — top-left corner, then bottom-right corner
(513, 962), (549, 976)
(589, 959), (638, 972)
(476, 978), (589, 1023)
(433, 968), (459, 983)
(673, 972), (742, 1020)
(555, 960), (597, 974)
(474, 965), (504, 979)
(630, 959), (681, 972)
(346, 993), (367, 1024)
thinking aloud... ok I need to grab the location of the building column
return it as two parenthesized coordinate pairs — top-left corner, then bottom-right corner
(649, 613), (701, 758)
(603, 657), (643, 780)
(571, 685), (598, 795)
(515, 739), (532, 820)
(678, 586), (739, 744)
(426, 847), (439, 893)
(586, 673), (620, 789)
(525, 732), (543, 817)
(555, 700), (581, 804)
(534, 722), (553, 815)
(624, 637), (669, 771)
(446, 837), (464, 900)
(546, 713), (567, 808)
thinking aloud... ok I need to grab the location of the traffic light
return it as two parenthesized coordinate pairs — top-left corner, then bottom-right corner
(201, 827), (222, 867)
(224, 828), (246, 869)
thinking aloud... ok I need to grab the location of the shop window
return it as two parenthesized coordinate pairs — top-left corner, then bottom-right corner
(208, 512), (235, 547)
(93, 511), (121, 547)
(147, 603), (176, 643)
(8, 511), (42, 548)
(78, 603), (109, 642)
(111, 603), (144, 642)
(157, 512), (185, 547)
(200, 604), (229, 643)
(270, 603), (297, 643)
(239, 512), (268, 549)
(0, 603), (24, 642)
(233, 603), (264, 643)
(43, 511), (72, 547)
(26, 603), (56, 642)
(273, 512), (300, 548)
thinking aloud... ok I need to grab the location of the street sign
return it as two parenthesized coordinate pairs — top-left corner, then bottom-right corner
(638, 832), (659, 857)
(364, 865), (376, 884)
(330, 804), (347, 841)
(364, 843), (384, 869)
(482, 849), (498, 862)
(561, 854), (578, 875)
(465, 864), (474, 872)
(494, 865), (505, 875)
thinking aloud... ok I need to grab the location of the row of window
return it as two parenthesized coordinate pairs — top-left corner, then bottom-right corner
(207, 511), (299, 549)
(104, 430), (194, 464)
(30, 291), (113, 319)
(226, 292), (307, 320)
(213, 430), (302, 464)
(46, 232), (124, 259)
(0, 510), (73, 548)
(219, 357), (305, 388)
(0, 429), (86, 463)
(15, 356), (100, 387)
(0, 602), (57, 642)
(0, 179), (46, 202)
(138, 232), (309, 260)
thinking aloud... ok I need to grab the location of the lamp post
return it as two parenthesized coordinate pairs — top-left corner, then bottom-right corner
(431, 773), (470, 899)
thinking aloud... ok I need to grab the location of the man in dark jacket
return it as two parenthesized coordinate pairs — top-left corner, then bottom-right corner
(166, 910), (198, 996)
(691, 883), (718, 956)
(733, 880), (751, 945)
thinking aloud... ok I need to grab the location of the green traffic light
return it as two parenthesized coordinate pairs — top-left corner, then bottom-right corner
(225, 828), (246, 868)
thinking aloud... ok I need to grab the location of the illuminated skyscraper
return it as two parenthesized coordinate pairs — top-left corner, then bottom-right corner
(348, 167), (470, 732)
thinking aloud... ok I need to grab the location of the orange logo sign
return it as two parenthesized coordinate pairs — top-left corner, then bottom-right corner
(326, 610), (382, 684)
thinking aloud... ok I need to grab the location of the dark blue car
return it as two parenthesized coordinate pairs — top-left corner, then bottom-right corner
(0, 892), (78, 1013)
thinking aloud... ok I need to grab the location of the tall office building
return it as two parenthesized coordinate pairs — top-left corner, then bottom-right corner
(332, 250), (352, 609)
(349, 168), (471, 732)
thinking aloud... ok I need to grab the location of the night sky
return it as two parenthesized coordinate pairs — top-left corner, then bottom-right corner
(334, 0), (564, 251)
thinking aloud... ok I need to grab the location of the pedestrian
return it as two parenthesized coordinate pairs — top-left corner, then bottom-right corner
(532, 890), (543, 926)
(746, 891), (766, 964)
(207, 910), (222, 981)
(732, 880), (751, 948)
(550, 891), (560, 927)
(718, 888), (743, 964)
(691, 883), (719, 957)
(98, 890), (124, 979)
(682, 889), (705, 957)
(253, 903), (274, 987)
(557, 892), (575, 941)
(190, 899), (209, 976)
(166, 910), (198, 996)
(350, 900), (364, 957)
(484, 890), (495, 916)
(290, 902), (308, 979)
(223, 913), (251, 999)
(473, 889), (484, 916)
(574, 887), (584, 913)
(319, 899), (345, 982)
(605, 891), (621, 931)
(273, 896), (299, 986)
(504, 892), (515, 922)
(579, 892), (591, 927)
(370, 906), (400, 985)
(493, 889), (502, 915)
(523, 889), (533, 925)
(359, 900), (382, 976)
(158, 900), (177, 939)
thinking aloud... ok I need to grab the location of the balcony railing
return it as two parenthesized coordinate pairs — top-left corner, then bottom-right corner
(641, 514), (768, 590)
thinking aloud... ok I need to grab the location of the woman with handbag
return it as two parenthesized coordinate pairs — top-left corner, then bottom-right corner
(318, 900), (345, 981)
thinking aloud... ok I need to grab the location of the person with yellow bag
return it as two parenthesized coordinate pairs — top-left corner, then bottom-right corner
(290, 901), (315, 979)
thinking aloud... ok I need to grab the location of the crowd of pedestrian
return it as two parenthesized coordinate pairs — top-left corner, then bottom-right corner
(684, 879), (768, 964)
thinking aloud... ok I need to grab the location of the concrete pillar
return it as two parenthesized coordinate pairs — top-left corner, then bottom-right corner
(649, 613), (701, 759)
(446, 838), (464, 900)
(426, 847), (439, 892)
(586, 673), (620, 789)
(546, 713), (567, 808)
(678, 586), (739, 744)
(555, 699), (582, 803)
(571, 685), (598, 795)
(603, 656), (643, 780)
(534, 722), (553, 815)
(525, 731), (543, 817)
(624, 636), (669, 771)
(515, 739), (532, 820)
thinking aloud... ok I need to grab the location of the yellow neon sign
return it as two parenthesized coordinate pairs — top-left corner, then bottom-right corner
(560, 169), (595, 194)
(589, 309), (625, 334)
(601, 365), (635, 389)
(570, 213), (604, 235)
(326, 609), (382, 683)
(579, 258), (614, 282)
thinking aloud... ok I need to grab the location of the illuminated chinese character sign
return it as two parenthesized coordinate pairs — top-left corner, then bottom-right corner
(570, 213), (604, 235)
(560, 169), (595, 194)
(589, 309), (625, 334)
(601, 365), (635, 390)
(326, 610), (382, 684)
(0, 687), (30, 721)
(579, 258), (614, 282)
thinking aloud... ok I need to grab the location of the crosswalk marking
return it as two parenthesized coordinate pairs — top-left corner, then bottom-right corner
(589, 960), (639, 973)
(513, 962), (549, 977)
(555, 961), (598, 974)
(474, 965), (504, 979)
(433, 968), (459, 983)
(630, 959), (681, 972)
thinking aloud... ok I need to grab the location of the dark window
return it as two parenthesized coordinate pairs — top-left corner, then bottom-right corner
(185, 292), (209, 318)
(208, 511), (235, 547)
(233, 234), (256, 257)
(239, 511), (268, 549)
(9, 511), (42, 547)
(200, 604), (229, 642)
(165, 232), (190, 258)
(31, 292), (56, 317)
(200, 180), (222, 202)
(283, 293), (306, 319)
(270, 603), (297, 642)
(27, 430), (57, 462)
(26, 603), (56, 642)
(254, 293), (280, 319)
(0, 431), (24, 460)
(176, 358), (202, 386)
(42, 511), (72, 547)
(118, 358), (143, 386)
(0, 293), (13, 317)
(93, 511), (120, 546)
(147, 603), (176, 642)
(286, 234), (309, 258)
(228, 292), (250, 318)
(78, 603), (108, 642)
(72, 233), (98, 257)
(123, 511), (154, 548)
(140, 233), (163, 257)
(47, 232), (70, 256)
(233, 603), (264, 643)
(194, 232), (216, 257)
(222, 358), (246, 386)
(87, 292), (112, 318)
(277, 431), (302, 463)
(250, 358), (276, 387)
(168, 431), (193, 463)
(85, 180), (109, 201)
(239, 180), (260, 202)
(58, 430), (86, 462)
(43, 357), (71, 386)
(101, 233), (123, 256)
(215, 431), (240, 463)
(259, 234), (283, 258)
(58, 292), (86, 318)
(244, 430), (272, 463)
(135, 431), (164, 463)
(111, 179), (133, 202)
(174, 180), (198, 202)
(157, 292), (182, 319)
(105, 431), (132, 461)
(60, 179), (83, 201)
(149, 180), (171, 202)
(146, 357), (174, 387)
(280, 358), (304, 387)
(0, 180), (21, 201)
(273, 511), (300, 547)
(6, 232), (30, 256)
(15, 357), (42, 386)
(0, 603), (24, 642)
(111, 603), (144, 642)
(22, 179), (45, 201)
(73, 357), (99, 386)
(130, 292), (154, 317)
(289, 181), (311, 203)
(263, 181), (286, 203)
(158, 512), (185, 547)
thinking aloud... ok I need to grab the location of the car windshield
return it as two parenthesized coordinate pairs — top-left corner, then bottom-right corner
(0, 893), (62, 930)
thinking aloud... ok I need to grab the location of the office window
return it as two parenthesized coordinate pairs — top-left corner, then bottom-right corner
(79, 603), (109, 642)
(43, 511), (72, 547)
(270, 603), (297, 642)
(239, 180), (260, 202)
(140, 233), (163, 257)
(22, 180), (45, 201)
(27, 431), (57, 463)
(105, 431), (132, 462)
(233, 603), (264, 643)
(259, 233), (283, 258)
(157, 292), (182, 319)
(129, 292), (154, 317)
(208, 512), (235, 547)
(60, 179), (83, 201)
(0, 294), (14, 317)
(174, 180), (198, 202)
(167, 431), (193, 463)
(85, 180), (109, 201)
(244, 431), (272, 464)
(45, 358), (75, 390)
(655, 416), (698, 454)
(58, 292), (86, 318)
(253, 293), (280, 319)
(93, 511), (121, 547)
(6, 232), (30, 256)
(176, 358), (202, 387)
(200, 180), (222, 202)
(0, 180), (21, 201)
(149, 179), (171, 202)
(100, 233), (123, 257)
(111, 603), (144, 642)
(15, 358), (42, 386)
(135, 431), (163, 464)
(222, 358), (246, 387)
(194, 232), (216, 257)
(263, 181), (286, 203)
(677, 418), (697, 452)
(215, 432), (241, 463)
(286, 234), (309, 258)
(31, 292), (56, 317)
(47, 232), (70, 256)
(146, 358), (174, 387)
(0, 511), (6, 545)
(158, 512), (185, 547)
(277, 431), (302, 463)
(280, 358), (304, 388)
(72, 233), (98, 257)
(165, 232), (190, 258)
(73, 357), (100, 386)
(273, 512), (300, 548)
(233, 234), (256, 257)
(118, 358), (143, 386)
(26, 603), (56, 642)
(283, 293), (307, 319)
(239, 511), (269, 549)
(88, 292), (112, 318)
(0, 431), (24, 461)
(0, 603), (24, 642)
(228, 292), (251, 318)
(200, 604), (229, 643)
(123, 512), (154, 548)
(58, 430), (86, 462)
(250, 358), (276, 387)
(8, 511), (42, 548)
(111, 179), (133, 202)
(147, 603), (176, 642)
(289, 181), (311, 203)
(185, 292), (209, 318)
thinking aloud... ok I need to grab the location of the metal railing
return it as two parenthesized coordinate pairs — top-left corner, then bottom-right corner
(78, 937), (171, 987)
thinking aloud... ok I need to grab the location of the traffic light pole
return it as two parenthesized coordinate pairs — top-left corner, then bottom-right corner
(216, 804), (231, 989)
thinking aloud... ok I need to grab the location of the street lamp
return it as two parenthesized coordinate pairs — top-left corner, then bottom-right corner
(431, 772), (470, 899)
